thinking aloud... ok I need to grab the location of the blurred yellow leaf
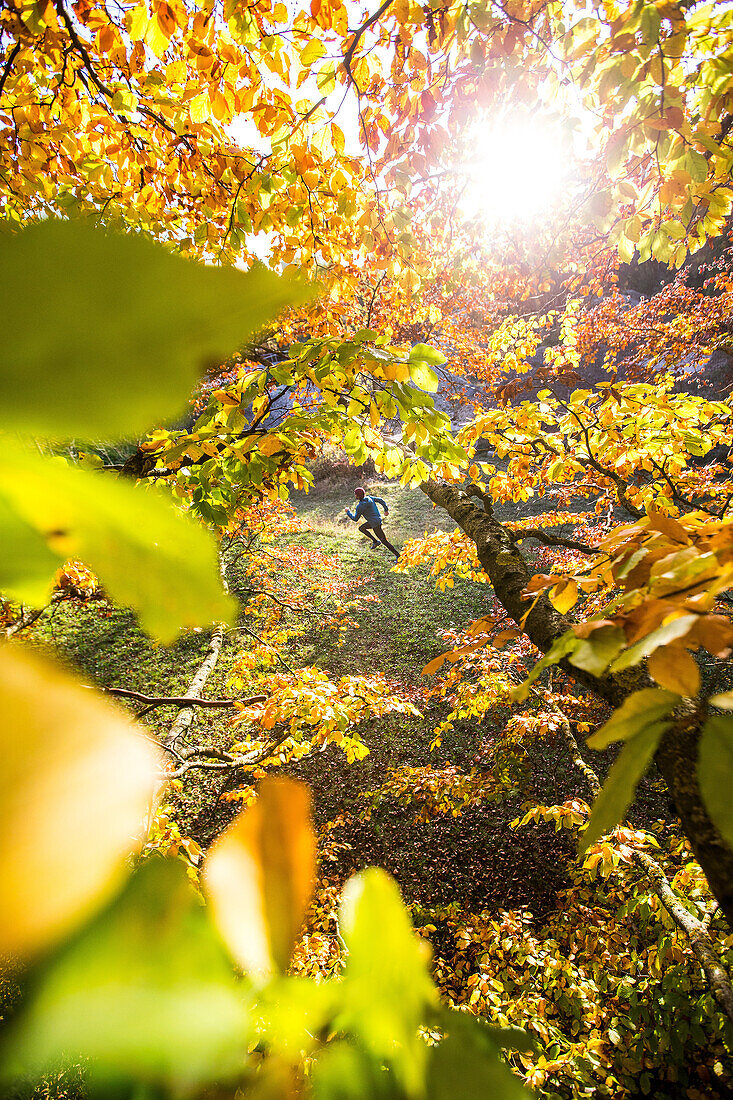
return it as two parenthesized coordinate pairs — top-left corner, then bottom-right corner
(203, 777), (315, 980)
(0, 647), (162, 959)
(648, 645), (700, 697)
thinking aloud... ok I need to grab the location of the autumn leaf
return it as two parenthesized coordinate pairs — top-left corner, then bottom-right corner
(203, 777), (316, 980)
(0, 647), (162, 959)
(647, 645), (700, 697)
(0, 220), (309, 439)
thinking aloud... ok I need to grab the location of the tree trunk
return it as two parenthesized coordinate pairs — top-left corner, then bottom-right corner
(421, 480), (733, 926)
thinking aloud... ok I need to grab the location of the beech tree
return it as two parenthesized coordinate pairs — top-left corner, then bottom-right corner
(3, 0), (733, 1094)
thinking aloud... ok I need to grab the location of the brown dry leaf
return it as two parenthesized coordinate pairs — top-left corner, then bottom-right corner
(0, 646), (162, 958)
(647, 645), (701, 697)
(203, 777), (315, 980)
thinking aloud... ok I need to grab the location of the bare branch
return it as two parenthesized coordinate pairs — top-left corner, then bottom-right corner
(100, 686), (267, 711)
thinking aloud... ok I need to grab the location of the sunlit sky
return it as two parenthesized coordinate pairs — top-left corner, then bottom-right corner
(457, 115), (580, 226)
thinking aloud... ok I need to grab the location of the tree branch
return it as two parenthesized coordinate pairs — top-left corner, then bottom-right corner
(100, 686), (266, 711)
(421, 479), (733, 925)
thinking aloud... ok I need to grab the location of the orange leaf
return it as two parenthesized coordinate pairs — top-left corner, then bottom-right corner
(203, 777), (315, 980)
(648, 645), (700, 697)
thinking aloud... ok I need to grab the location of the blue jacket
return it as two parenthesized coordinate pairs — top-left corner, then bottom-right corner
(346, 495), (387, 525)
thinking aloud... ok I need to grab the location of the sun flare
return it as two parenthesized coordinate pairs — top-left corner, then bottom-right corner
(460, 117), (575, 225)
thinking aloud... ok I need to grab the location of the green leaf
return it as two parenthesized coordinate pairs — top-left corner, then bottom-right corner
(0, 493), (62, 606)
(0, 219), (308, 439)
(515, 630), (580, 702)
(427, 1011), (530, 1100)
(569, 625), (626, 676)
(408, 343), (446, 367)
(256, 978), (338, 1059)
(311, 1042), (399, 1100)
(337, 869), (438, 1095)
(698, 715), (733, 847)
(586, 688), (678, 749)
(2, 860), (251, 1087)
(409, 360), (440, 393)
(610, 614), (698, 672)
(0, 443), (235, 641)
(579, 721), (667, 853)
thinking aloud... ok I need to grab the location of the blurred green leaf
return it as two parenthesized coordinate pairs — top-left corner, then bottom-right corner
(699, 715), (733, 847)
(337, 868), (438, 1095)
(427, 1012), (530, 1099)
(2, 860), (251, 1089)
(0, 443), (235, 641)
(586, 688), (678, 749)
(0, 218), (308, 439)
(256, 978), (338, 1059)
(580, 722), (668, 854)
(311, 1042), (400, 1100)
(0, 494), (62, 606)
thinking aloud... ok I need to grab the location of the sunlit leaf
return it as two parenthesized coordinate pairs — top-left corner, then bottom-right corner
(337, 868), (438, 1094)
(0, 218), (308, 439)
(586, 688), (678, 749)
(408, 343), (446, 367)
(0, 443), (236, 641)
(204, 777), (316, 980)
(699, 715), (733, 847)
(0, 647), (161, 959)
(0, 494), (62, 607)
(579, 722), (668, 854)
(256, 977), (338, 1058)
(409, 360), (440, 393)
(549, 578), (578, 615)
(3, 860), (250, 1086)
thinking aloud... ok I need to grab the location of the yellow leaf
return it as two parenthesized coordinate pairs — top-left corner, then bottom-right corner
(189, 92), (210, 125)
(203, 777), (315, 980)
(549, 578), (578, 614)
(259, 434), (284, 457)
(300, 37), (326, 66)
(0, 647), (161, 958)
(648, 645), (700, 697)
(144, 13), (170, 56)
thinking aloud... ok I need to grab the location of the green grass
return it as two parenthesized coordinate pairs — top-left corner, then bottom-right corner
(290, 477), (490, 679)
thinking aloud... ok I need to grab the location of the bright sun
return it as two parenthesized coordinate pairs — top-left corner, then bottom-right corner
(460, 116), (575, 225)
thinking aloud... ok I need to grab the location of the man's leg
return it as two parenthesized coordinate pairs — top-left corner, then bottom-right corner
(371, 524), (400, 559)
(359, 522), (381, 549)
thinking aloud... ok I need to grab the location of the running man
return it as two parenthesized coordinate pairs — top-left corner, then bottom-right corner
(345, 487), (401, 560)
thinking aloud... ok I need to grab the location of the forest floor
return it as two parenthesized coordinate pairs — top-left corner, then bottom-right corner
(21, 470), (608, 922)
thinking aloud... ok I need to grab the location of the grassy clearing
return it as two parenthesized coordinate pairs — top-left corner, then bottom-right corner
(290, 477), (490, 679)
(17, 476), (576, 913)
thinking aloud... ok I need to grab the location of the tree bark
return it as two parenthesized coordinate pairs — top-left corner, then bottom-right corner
(421, 479), (733, 926)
